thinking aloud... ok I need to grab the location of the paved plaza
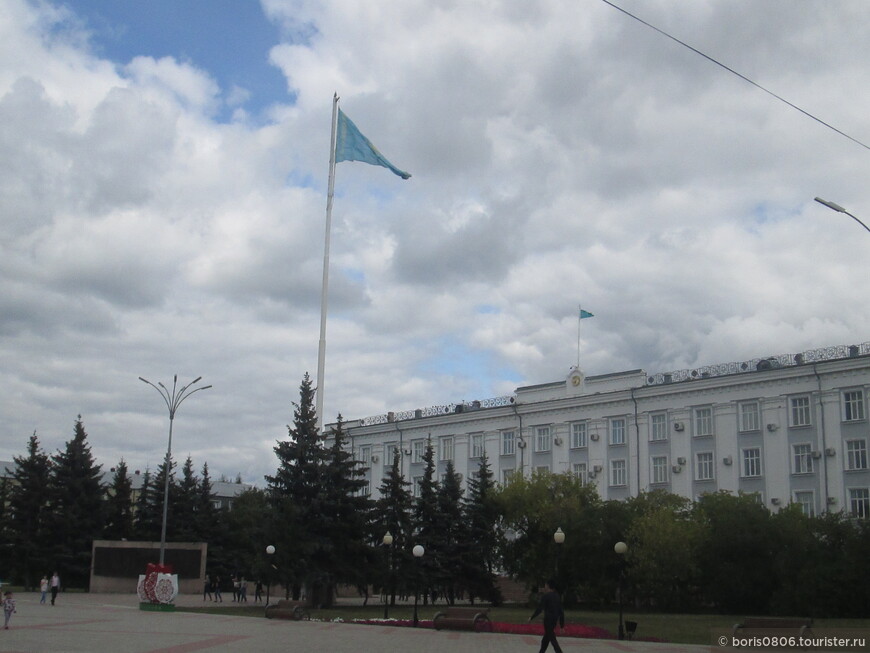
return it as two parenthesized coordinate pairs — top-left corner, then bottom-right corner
(0, 592), (711, 653)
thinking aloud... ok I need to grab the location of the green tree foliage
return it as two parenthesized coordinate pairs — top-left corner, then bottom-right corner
(47, 416), (105, 588)
(8, 433), (52, 589)
(173, 456), (199, 541)
(624, 493), (699, 611)
(413, 438), (439, 601)
(374, 449), (413, 606)
(693, 491), (777, 613)
(433, 459), (464, 603)
(134, 469), (160, 540)
(462, 453), (501, 604)
(104, 460), (135, 541)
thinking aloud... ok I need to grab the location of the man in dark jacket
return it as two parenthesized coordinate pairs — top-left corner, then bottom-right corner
(529, 578), (565, 653)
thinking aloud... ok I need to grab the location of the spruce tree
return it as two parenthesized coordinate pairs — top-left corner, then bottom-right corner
(462, 452), (501, 603)
(374, 449), (413, 606)
(319, 416), (372, 602)
(265, 373), (328, 603)
(134, 469), (161, 540)
(104, 460), (135, 541)
(174, 456), (199, 541)
(48, 416), (105, 588)
(434, 459), (465, 604)
(413, 438), (440, 603)
(8, 433), (52, 588)
(149, 455), (180, 542)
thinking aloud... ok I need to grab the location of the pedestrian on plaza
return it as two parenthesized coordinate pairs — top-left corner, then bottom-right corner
(3, 591), (16, 629)
(529, 578), (565, 653)
(254, 579), (263, 603)
(40, 576), (48, 604)
(213, 576), (223, 602)
(50, 572), (60, 606)
(203, 575), (213, 601)
(232, 576), (240, 602)
(239, 577), (248, 602)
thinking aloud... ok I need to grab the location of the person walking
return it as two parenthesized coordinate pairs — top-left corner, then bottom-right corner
(529, 579), (565, 653)
(3, 591), (16, 629)
(239, 577), (248, 602)
(213, 576), (223, 602)
(50, 572), (60, 606)
(203, 575), (213, 601)
(254, 579), (263, 603)
(39, 576), (48, 605)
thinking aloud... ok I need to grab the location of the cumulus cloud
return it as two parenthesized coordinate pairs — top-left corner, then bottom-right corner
(0, 0), (868, 485)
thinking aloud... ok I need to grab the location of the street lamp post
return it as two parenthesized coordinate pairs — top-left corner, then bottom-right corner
(614, 541), (628, 640)
(412, 544), (424, 627)
(814, 197), (870, 234)
(382, 531), (393, 619)
(553, 527), (565, 577)
(139, 374), (212, 565)
(265, 545), (276, 608)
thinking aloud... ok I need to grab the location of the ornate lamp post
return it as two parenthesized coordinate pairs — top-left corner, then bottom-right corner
(412, 544), (424, 627)
(553, 527), (565, 576)
(265, 545), (276, 608)
(139, 374), (212, 565)
(614, 541), (628, 640)
(382, 531), (393, 619)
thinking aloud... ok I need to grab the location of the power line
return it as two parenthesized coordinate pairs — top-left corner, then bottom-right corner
(600, 0), (870, 152)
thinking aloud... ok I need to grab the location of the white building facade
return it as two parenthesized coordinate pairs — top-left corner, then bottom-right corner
(339, 342), (870, 519)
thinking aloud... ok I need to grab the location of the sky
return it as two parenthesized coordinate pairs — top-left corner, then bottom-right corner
(1, 0), (868, 485)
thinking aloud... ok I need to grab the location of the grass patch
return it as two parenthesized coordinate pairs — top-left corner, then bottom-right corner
(177, 603), (870, 645)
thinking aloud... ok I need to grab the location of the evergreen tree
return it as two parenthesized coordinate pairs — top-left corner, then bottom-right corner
(8, 433), (52, 588)
(265, 373), (328, 603)
(374, 449), (414, 606)
(149, 455), (180, 542)
(48, 416), (105, 588)
(104, 460), (135, 541)
(413, 438), (440, 603)
(434, 459), (465, 604)
(134, 469), (161, 540)
(174, 456), (199, 541)
(194, 462), (219, 542)
(462, 452), (501, 603)
(319, 416), (373, 601)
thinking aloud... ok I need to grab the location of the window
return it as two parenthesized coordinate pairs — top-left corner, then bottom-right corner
(359, 481), (371, 497)
(843, 390), (866, 422)
(610, 459), (627, 487)
(651, 456), (669, 484)
(358, 445), (371, 465)
(739, 402), (760, 432)
(384, 443), (398, 466)
(573, 462), (588, 484)
(440, 436), (454, 461)
(793, 491), (815, 517)
(742, 448), (762, 478)
(571, 421), (588, 448)
(501, 430), (515, 456)
(694, 407), (713, 436)
(470, 433), (484, 458)
(846, 440), (868, 470)
(610, 418), (626, 445)
(535, 426), (552, 452)
(793, 444), (814, 474)
(535, 465), (551, 474)
(650, 413), (668, 441)
(413, 476), (423, 498)
(849, 488), (869, 519)
(412, 439), (425, 464)
(695, 452), (715, 481)
(790, 396), (812, 427)
(501, 469), (516, 486)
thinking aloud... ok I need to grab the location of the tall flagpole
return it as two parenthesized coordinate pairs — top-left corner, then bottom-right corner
(576, 305), (582, 369)
(316, 93), (340, 434)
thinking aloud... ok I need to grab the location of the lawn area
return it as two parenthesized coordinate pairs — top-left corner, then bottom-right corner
(176, 602), (870, 645)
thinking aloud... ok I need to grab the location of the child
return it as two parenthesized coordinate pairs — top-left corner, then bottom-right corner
(3, 591), (16, 629)
(40, 576), (48, 604)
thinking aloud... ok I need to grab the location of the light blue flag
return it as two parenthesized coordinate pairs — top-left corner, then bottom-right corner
(580, 308), (594, 319)
(335, 109), (411, 179)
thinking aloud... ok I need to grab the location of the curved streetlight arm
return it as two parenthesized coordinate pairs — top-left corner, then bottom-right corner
(139, 377), (173, 414)
(815, 197), (870, 234)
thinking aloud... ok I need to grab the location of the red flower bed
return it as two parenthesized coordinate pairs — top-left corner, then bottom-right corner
(350, 618), (613, 639)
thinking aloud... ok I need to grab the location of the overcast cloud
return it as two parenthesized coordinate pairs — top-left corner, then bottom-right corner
(1, 0), (868, 484)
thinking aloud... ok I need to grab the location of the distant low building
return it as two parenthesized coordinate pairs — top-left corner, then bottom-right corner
(335, 341), (870, 519)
